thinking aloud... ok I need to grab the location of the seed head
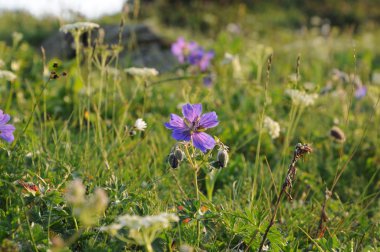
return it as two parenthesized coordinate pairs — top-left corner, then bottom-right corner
(330, 126), (346, 143)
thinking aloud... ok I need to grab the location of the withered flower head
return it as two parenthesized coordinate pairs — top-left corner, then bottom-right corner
(330, 126), (346, 143)
(295, 143), (313, 158)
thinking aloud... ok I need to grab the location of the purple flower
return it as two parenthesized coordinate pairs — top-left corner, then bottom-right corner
(203, 75), (213, 86)
(171, 37), (199, 64)
(0, 110), (15, 143)
(188, 48), (214, 72)
(165, 103), (219, 152)
(355, 85), (367, 99)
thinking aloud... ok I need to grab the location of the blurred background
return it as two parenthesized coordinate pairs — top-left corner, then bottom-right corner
(1, 0), (379, 46)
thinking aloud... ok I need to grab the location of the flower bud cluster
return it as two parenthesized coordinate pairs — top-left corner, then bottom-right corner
(168, 146), (185, 169)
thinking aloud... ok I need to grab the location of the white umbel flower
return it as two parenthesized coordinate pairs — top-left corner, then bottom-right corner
(60, 22), (100, 33)
(134, 118), (147, 131)
(118, 213), (179, 230)
(99, 223), (123, 236)
(285, 89), (318, 106)
(0, 70), (17, 81)
(101, 213), (179, 247)
(124, 67), (159, 77)
(263, 116), (280, 139)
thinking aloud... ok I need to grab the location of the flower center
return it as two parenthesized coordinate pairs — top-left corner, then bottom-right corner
(184, 116), (204, 133)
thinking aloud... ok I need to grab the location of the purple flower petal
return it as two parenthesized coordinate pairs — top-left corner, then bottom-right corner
(164, 114), (187, 130)
(0, 119), (15, 143)
(199, 51), (214, 71)
(0, 133), (14, 143)
(172, 129), (191, 141)
(171, 37), (200, 64)
(203, 75), (213, 86)
(0, 124), (16, 132)
(192, 132), (215, 152)
(171, 37), (186, 63)
(199, 112), (219, 129)
(0, 112), (10, 124)
(188, 48), (204, 65)
(188, 42), (199, 52)
(182, 104), (202, 122)
(355, 86), (367, 99)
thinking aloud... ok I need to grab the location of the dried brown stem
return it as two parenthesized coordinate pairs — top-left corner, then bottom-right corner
(247, 143), (312, 252)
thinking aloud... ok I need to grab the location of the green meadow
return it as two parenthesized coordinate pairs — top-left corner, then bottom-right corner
(0, 1), (379, 251)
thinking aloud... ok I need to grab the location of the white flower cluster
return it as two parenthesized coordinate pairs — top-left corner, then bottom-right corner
(285, 89), (318, 106)
(263, 116), (280, 139)
(124, 67), (159, 77)
(118, 213), (179, 230)
(101, 213), (178, 246)
(60, 22), (100, 34)
(0, 70), (17, 82)
(134, 118), (147, 131)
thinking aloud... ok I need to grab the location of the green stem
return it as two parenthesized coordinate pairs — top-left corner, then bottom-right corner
(145, 243), (153, 252)
(183, 145), (201, 247)
(11, 79), (50, 149)
(22, 200), (38, 252)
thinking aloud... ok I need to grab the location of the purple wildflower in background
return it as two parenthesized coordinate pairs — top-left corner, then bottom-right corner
(171, 37), (199, 64)
(203, 75), (213, 86)
(165, 103), (219, 152)
(0, 110), (15, 143)
(188, 48), (214, 72)
(355, 85), (367, 99)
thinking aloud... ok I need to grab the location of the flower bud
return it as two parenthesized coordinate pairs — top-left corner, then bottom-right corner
(174, 148), (185, 162)
(330, 126), (346, 143)
(168, 153), (179, 169)
(217, 149), (229, 168)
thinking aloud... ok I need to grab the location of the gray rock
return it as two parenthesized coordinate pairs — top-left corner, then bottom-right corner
(42, 24), (177, 72)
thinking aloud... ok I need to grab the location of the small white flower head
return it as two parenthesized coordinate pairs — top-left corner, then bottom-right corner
(11, 61), (21, 72)
(0, 70), (17, 82)
(60, 22), (100, 34)
(285, 89), (318, 107)
(124, 67), (159, 77)
(0, 59), (5, 68)
(221, 53), (236, 64)
(65, 179), (86, 205)
(288, 73), (300, 83)
(134, 118), (147, 131)
(222, 53), (242, 79)
(263, 116), (280, 139)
